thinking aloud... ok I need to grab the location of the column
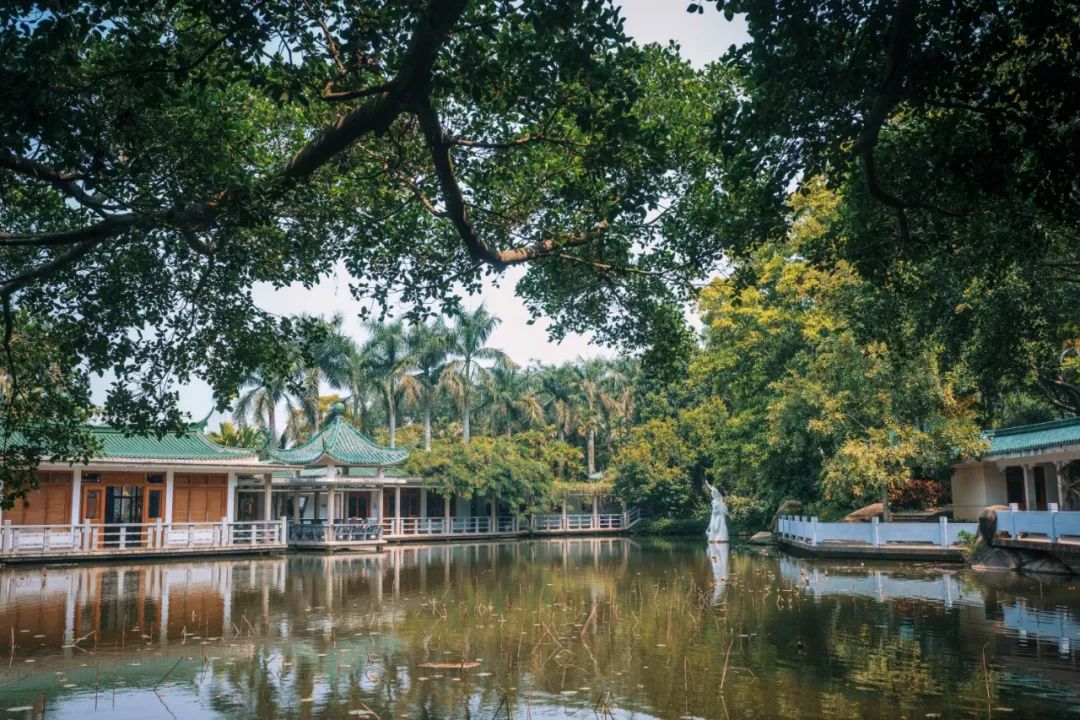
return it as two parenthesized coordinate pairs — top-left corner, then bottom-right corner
(226, 472), (237, 521)
(376, 488), (384, 530)
(1022, 464), (1034, 511)
(164, 469), (176, 523)
(262, 474), (273, 522)
(70, 468), (82, 524)
(420, 488), (428, 522)
(292, 488), (300, 522)
(561, 499), (568, 531)
(394, 486), (402, 535)
(491, 493), (497, 533)
(370, 489), (378, 520)
(313, 490), (321, 521)
(327, 485), (336, 539)
(592, 495), (599, 530)
(1055, 461), (1071, 511)
(444, 492), (452, 534)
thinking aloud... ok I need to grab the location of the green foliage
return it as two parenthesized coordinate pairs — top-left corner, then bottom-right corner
(404, 436), (557, 516)
(0, 1), (739, 494)
(956, 530), (978, 559)
(208, 421), (264, 448)
(610, 418), (701, 518)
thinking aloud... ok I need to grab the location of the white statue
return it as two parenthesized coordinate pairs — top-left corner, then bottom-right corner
(706, 482), (728, 543)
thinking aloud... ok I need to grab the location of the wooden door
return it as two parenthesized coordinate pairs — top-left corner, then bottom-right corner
(173, 474), (227, 523)
(10, 472), (72, 526)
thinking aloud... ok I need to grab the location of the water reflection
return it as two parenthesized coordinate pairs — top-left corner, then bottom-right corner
(0, 539), (1077, 719)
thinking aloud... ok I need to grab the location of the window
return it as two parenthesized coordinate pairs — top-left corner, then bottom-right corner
(147, 474), (165, 484)
(84, 490), (99, 519)
(147, 489), (162, 520)
(83, 473), (101, 483)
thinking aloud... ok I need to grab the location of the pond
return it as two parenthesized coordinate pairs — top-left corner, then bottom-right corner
(0, 538), (1078, 719)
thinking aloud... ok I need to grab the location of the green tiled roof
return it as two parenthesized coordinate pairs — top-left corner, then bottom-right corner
(266, 403), (409, 467)
(985, 416), (1080, 457)
(268, 466), (415, 480)
(84, 422), (264, 464)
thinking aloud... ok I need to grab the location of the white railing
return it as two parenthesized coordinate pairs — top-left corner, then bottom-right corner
(599, 514), (623, 529)
(451, 517), (492, 534)
(778, 515), (978, 549)
(535, 514), (563, 530)
(0, 519), (286, 556)
(995, 504), (1080, 542)
(566, 514), (594, 530)
(625, 507), (642, 526)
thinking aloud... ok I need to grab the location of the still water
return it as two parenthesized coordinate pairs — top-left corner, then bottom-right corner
(0, 538), (1078, 719)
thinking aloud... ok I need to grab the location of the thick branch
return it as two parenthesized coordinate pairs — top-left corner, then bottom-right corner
(852, 0), (918, 240)
(416, 96), (609, 267)
(0, 154), (121, 214)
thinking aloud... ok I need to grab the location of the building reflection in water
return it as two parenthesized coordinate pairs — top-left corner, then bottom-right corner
(0, 540), (1076, 720)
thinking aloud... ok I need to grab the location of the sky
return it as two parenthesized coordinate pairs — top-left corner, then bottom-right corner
(94, 2), (750, 429)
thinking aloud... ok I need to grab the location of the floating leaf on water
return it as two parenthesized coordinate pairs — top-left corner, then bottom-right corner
(300, 697), (314, 703)
(6, 706), (34, 712)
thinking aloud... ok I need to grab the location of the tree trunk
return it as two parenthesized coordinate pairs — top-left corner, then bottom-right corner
(388, 382), (397, 448)
(587, 430), (595, 475)
(268, 404), (278, 449)
(424, 402), (432, 451)
(881, 485), (891, 522)
(557, 426), (565, 479)
(463, 391), (471, 444)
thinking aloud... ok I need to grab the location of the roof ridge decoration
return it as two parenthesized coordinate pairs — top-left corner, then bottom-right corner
(265, 402), (410, 467)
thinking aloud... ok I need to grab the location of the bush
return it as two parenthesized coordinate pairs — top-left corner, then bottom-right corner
(956, 529), (978, 558)
(631, 517), (709, 536)
(888, 479), (950, 510)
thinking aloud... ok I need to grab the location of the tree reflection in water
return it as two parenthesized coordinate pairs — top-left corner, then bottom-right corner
(0, 539), (1077, 719)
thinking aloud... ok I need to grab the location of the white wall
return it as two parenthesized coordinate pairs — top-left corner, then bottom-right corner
(951, 462), (1006, 521)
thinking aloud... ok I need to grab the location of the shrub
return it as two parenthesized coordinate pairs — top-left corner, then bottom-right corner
(888, 479), (950, 510)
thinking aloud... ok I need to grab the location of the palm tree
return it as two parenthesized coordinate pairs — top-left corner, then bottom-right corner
(342, 347), (379, 436)
(236, 313), (354, 447)
(360, 319), (415, 448)
(234, 368), (290, 448)
(209, 421), (263, 448)
(441, 305), (511, 444)
(571, 357), (617, 475)
(407, 320), (450, 451)
(483, 365), (545, 437)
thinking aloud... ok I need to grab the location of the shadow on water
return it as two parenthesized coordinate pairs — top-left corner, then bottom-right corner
(0, 538), (1077, 718)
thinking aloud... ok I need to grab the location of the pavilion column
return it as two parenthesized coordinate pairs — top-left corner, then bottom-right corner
(491, 493), (498, 533)
(561, 499), (568, 531)
(292, 488), (300, 523)
(592, 494), (599, 530)
(1022, 464), (1035, 511)
(420, 488), (428, 520)
(394, 486), (402, 535)
(262, 474), (273, 522)
(1055, 461), (1071, 511)
(376, 488), (384, 532)
(313, 490), (321, 523)
(327, 485), (336, 538)
(444, 492), (452, 534)
(164, 469), (176, 523)
(225, 472), (237, 522)
(70, 468), (83, 524)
